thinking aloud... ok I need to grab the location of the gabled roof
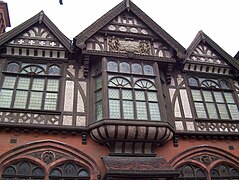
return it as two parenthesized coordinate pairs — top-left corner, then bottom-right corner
(187, 30), (239, 70)
(0, 11), (72, 52)
(75, 0), (185, 58)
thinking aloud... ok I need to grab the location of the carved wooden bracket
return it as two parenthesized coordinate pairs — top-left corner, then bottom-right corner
(81, 131), (87, 145)
(83, 55), (90, 77)
(173, 135), (179, 147)
(165, 64), (173, 84)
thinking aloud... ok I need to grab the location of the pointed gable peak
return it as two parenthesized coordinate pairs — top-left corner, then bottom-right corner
(0, 10), (72, 51)
(186, 30), (239, 70)
(75, 0), (185, 57)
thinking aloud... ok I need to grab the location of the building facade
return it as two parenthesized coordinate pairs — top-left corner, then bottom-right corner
(0, 1), (238, 179)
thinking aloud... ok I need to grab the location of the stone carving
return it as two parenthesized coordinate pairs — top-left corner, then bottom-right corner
(28, 151), (67, 164)
(191, 154), (219, 166)
(108, 37), (151, 55)
(41, 151), (56, 164)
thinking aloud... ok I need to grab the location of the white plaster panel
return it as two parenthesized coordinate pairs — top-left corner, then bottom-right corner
(63, 115), (72, 126)
(180, 89), (192, 118)
(64, 81), (74, 111)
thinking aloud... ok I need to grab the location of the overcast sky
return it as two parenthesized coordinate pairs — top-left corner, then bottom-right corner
(5, 0), (239, 56)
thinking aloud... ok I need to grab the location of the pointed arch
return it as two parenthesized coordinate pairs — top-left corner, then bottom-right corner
(0, 140), (100, 179)
(170, 145), (239, 169)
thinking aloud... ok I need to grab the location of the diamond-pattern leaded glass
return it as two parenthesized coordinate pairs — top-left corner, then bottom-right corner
(32, 78), (45, 91)
(123, 101), (134, 119)
(14, 90), (28, 108)
(0, 89), (13, 108)
(107, 61), (118, 72)
(122, 90), (132, 100)
(135, 91), (145, 100)
(148, 92), (158, 102)
(149, 103), (160, 120)
(136, 101), (147, 119)
(96, 101), (102, 121)
(7, 62), (19, 72)
(109, 100), (120, 118)
(144, 65), (154, 75)
(189, 76), (239, 120)
(2, 76), (16, 88)
(44, 92), (58, 110)
(108, 89), (119, 99)
(47, 79), (59, 91)
(120, 62), (130, 73)
(29, 91), (43, 109)
(132, 63), (142, 74)
(0, 62), (60, 111)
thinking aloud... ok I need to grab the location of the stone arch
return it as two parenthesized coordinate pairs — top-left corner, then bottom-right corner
(0, 140), (100, 179)
(170, 145), (239, 170)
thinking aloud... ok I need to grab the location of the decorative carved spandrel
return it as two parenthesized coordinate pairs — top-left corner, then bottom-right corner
(28, 151), (67, 164)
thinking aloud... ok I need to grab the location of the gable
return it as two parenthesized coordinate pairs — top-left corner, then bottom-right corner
(85, 10), (174, 59)
(75, 0), (185, 59)
(8, 24), (65, 49)
(188, 42), (228, 66)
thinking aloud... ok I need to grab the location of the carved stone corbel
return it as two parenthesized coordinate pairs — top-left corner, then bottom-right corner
(81, 131), (87, 145)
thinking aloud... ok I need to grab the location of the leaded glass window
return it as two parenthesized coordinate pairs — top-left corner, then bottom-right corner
(108, 76), (160, 120)
(177, 164), (207, 180)
(189, 76), (239, 120)
(210, 164), (239, 180)
(0, 62), (61, 111)
(95, 76), (103, 121)
(2, 161), (45, 180)
(49, 162), (90, 180)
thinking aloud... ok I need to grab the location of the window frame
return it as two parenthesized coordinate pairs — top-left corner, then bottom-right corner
(92, 57), (166, 122)
(188, 75), (239, 121)
(0, 60), (63, 113)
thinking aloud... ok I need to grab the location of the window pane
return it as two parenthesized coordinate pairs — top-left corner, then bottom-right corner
(123, 101), (134, 119)
(95, 76), (102, 90)
(44, 92), (58, 110)
(0, 89), (13, 107)
(144, 65), (154, 75)
(96, 101), (102, 121)
(147, 92), (158, 102)
(136, 101), (147, 120)
(188, 77), (198, 86)
(107, 61), (118, 72)
(149, 103), (160, 120)
(194, 102), (207, 118)
(120, 62), (130, 73)
(135, 91), (145, 100)
(17, 77), (30, 90)
(206, 103), (218, 119)
(32, 78), (45, 91)
(2, 76), (16, 88)
(122, 90), (132, 100)
(49, 65), (60, 75)
(7, 62), (19, 72)
(224, 92), (235, 103)
(109, 100), (120, 118)
(217, 104), (229, 119)
(191, 90), (202, 101)
(29, 91), (43, 109)
(228, 104), (239, 120)
(95, 90), (102, 102)
(108, 89), (119, 99)
(132, 63), (142, 74)
(47, 79), (59, 91)
(203, 91), (213, 102)
(214, 92), (224, 103)
(14, 90), (28, 108)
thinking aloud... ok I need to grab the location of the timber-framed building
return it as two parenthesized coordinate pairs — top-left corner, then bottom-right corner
(0, 0), (238, 179)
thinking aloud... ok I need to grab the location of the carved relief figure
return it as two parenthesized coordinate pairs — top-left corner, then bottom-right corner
(108, 36), (120, 51)
(139, 40), (150, 55)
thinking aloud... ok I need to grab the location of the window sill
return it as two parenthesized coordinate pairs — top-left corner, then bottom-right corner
(195, 118), (239, 123)
(0, 108), (61, 115)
